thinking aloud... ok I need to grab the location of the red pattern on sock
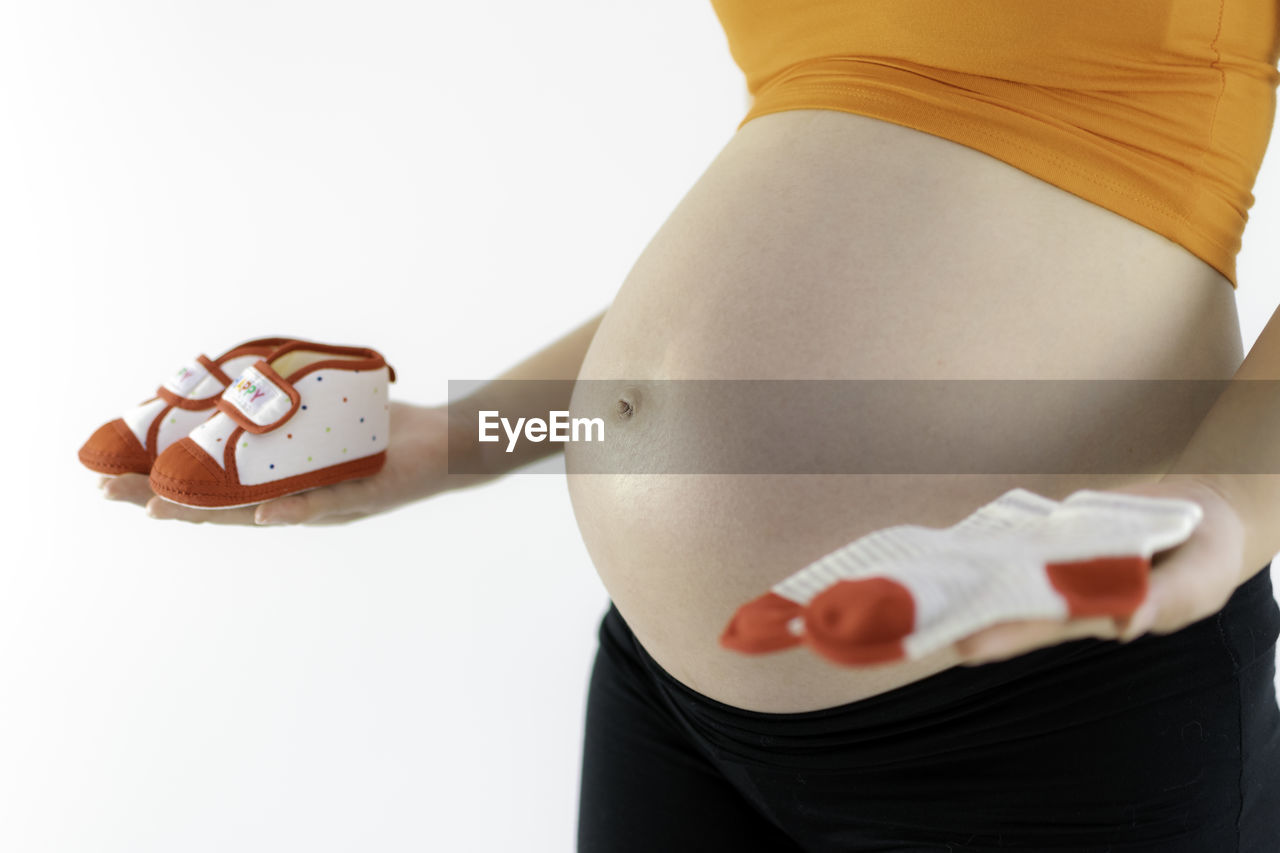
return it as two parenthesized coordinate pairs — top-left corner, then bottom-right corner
(719, 591), (804, 653)
(803, 577), (914, 665)
(1044, 554), (1149, 618)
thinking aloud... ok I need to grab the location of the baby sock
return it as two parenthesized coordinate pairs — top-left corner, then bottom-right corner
(719, 488), (1203, 666)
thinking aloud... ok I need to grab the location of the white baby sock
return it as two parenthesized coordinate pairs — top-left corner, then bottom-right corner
(719, 488), (1202, 666)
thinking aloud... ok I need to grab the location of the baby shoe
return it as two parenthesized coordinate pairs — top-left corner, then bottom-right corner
(148, 341), (395, 508)
(719, 487), (1203, 667)
(79, 337), (298, 476)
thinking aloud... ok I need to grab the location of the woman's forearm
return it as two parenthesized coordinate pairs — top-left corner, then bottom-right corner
(448, 308), (606, 479)
(1162, 306), (1280, 583)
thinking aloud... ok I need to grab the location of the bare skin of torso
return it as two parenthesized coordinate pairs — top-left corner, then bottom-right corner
(564, 108), (1244, 714)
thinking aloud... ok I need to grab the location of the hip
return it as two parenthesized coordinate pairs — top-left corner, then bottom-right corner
(594, 562), (1280, 850)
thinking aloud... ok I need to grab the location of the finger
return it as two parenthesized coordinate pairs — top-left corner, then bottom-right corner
(301, 511), (380, 526)
(146, 496), (260, 525)
(956, 615), (1119, 665)
(101, 473), (155, 507)
(254, 478), (377, 525)
(954, 618), (1067, 664)
(1116, 599), (1160, 643)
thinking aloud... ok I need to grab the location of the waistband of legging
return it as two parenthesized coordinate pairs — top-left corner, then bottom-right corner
(605, 562), (1276, 765)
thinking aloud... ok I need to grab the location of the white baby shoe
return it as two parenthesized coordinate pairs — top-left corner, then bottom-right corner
(79, 337), (298, 476)
(148, 341), (395, 508)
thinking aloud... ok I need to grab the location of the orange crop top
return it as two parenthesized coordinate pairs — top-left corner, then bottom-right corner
(709, 0), (1280, 288)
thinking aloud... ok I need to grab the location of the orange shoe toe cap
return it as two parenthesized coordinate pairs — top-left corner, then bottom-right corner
(78, 419), (151, 475)
(149, 438), (234, 504)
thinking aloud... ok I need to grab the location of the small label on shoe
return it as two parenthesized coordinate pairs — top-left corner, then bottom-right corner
(223, 366), (292, 426)
(163, 361), (210, 397)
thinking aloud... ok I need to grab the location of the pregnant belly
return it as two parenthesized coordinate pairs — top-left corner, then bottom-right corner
(565, 109), (1243, 714)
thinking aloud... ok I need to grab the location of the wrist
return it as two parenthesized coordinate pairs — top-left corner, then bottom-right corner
(430, 402), (501, 488)
(1157, 473), (1256, 585)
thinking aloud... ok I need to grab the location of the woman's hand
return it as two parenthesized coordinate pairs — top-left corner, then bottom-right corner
(99, 402), (490, 525)
(952, 477), (1248, 665)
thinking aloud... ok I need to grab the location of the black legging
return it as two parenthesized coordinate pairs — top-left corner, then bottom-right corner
(578, 563), (1280, 852)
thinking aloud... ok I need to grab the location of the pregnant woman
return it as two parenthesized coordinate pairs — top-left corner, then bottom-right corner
(104, 2), (1280, 850)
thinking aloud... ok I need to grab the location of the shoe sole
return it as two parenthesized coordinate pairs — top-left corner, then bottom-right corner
(148, 451), (386, 509)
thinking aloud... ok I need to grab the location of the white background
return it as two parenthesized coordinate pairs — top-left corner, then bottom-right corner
(2, 2), (1278, 851)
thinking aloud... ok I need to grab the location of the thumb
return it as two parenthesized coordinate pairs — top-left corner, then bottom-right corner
(1142, 537), (1238, 636)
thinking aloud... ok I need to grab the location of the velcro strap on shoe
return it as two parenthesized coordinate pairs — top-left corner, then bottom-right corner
(215, 362), (301, 434)
(157, 355), (233, 410)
